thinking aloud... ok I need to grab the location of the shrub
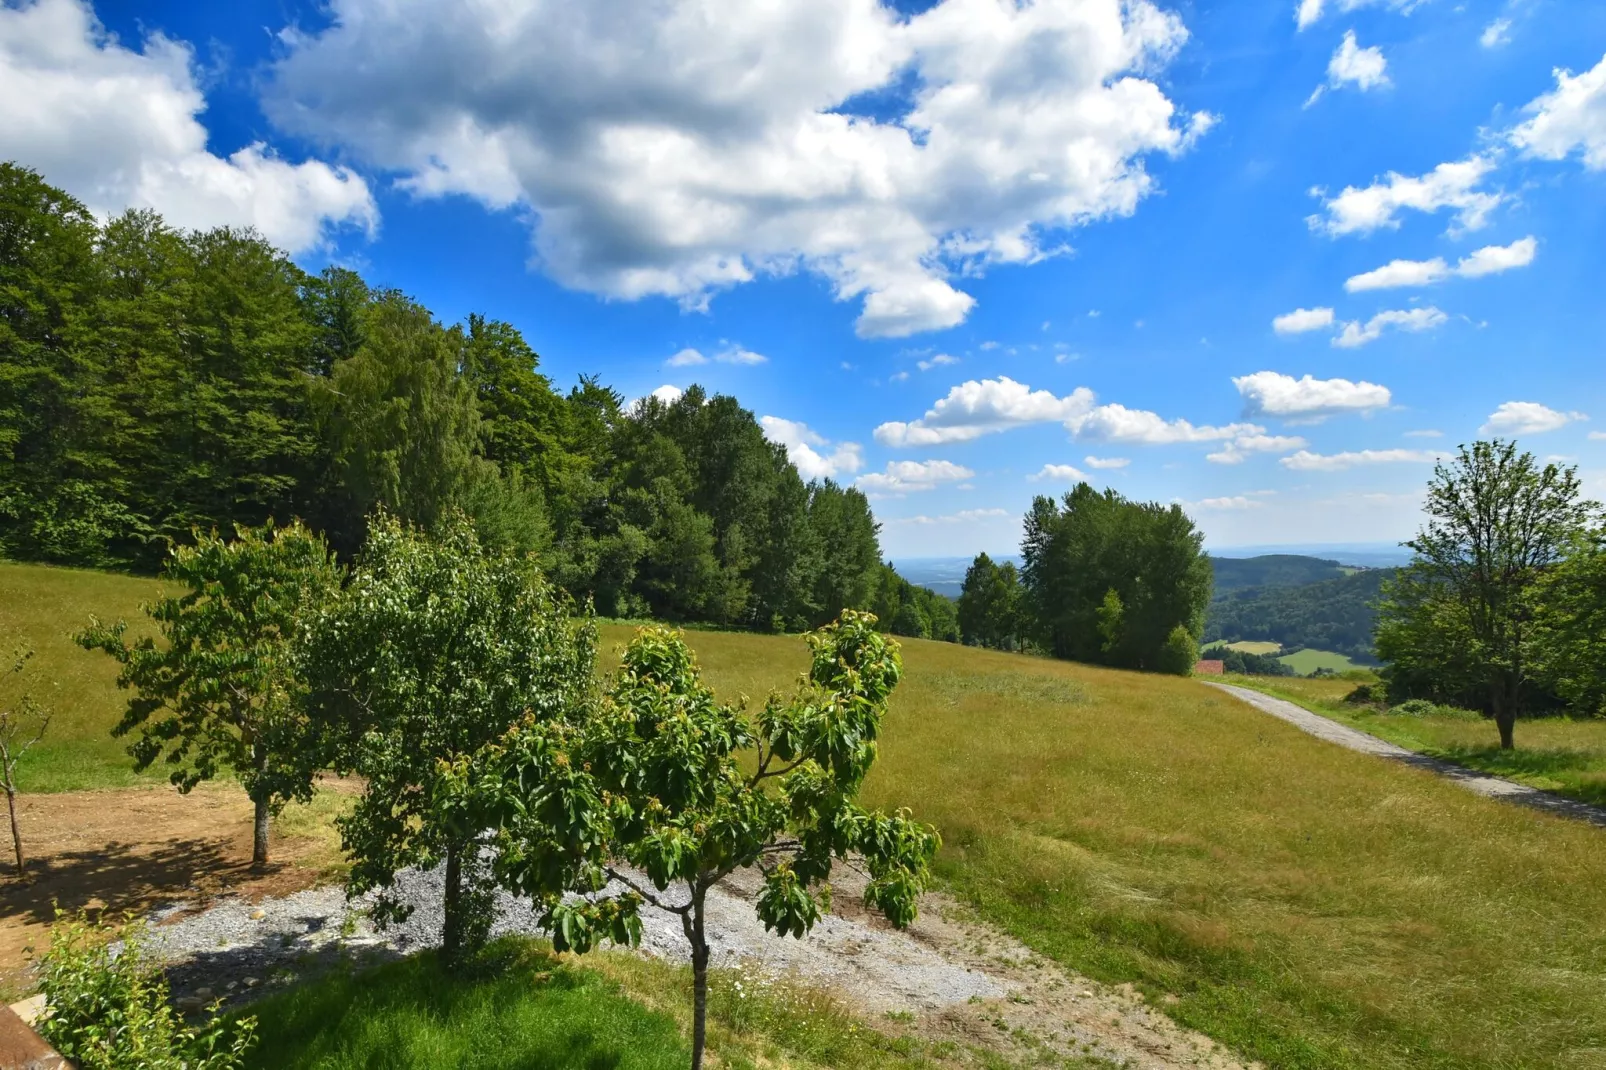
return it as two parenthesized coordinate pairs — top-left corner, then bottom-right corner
(1389, 699), (1439, 718)
(1343, 683), (1380, 705)
(1157, 625), (1199, 676)
(37, 912), (257, 1070)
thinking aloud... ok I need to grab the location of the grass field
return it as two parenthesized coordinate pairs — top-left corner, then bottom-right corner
(1275, 648), (1361, 674)
(1236, 674), (1606, 809)
(12, 563), (1606, 1068)
(1221, 640), (1281, 655)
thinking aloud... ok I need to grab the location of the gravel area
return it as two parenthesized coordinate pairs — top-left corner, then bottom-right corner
(1207, 682), (1606, 827)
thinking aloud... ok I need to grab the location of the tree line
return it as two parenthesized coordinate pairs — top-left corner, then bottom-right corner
(1203, 568), (1389, 662)
(0, 161), (944, 636)
(956, 483), (1211, 674)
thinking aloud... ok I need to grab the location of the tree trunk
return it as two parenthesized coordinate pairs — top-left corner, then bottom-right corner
(690, 887), (709, 1070)
(250, 744), (271, 867)
(443, 840), (463, 968)
(6, 786), (23, 878)
(1492, 685), (1516, 750)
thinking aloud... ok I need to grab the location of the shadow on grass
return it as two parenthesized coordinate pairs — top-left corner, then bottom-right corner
(242, 939), (691, 1070)
(1432, 745), (1606, 807)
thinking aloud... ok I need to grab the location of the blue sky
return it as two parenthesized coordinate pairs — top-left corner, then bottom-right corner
(4, 0), (1603, 559)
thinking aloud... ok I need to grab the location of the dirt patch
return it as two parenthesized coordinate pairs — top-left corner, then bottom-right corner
(0, 781), (354, 995)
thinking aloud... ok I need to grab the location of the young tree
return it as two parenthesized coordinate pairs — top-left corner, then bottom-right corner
(0, 647), (50, 877)
(1376, 441), (1595, 748)
(453, 611), (938, 1070)
(300, 512), (597, 966)
(77, 521), (341, 865)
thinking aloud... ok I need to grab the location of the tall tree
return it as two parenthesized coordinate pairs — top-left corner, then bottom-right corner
(807, 480), (882, 625)
(301, 512), (597, 966)
(1532, 530), (1606, 716)
(958, 552), (1022, 649)
(77, 521), (341, 864)
(1376, 441), (1595, 748)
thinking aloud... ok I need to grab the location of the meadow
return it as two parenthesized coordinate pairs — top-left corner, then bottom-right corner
(10, 562), (1606, 1068)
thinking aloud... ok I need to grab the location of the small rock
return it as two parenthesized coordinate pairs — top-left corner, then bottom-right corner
(9, 993), (47, 1025)
(243, 977), (260, 987)
(249, 909), (265, 920)
(175, 996), (206, 1013)
(194, 987), (214, 999)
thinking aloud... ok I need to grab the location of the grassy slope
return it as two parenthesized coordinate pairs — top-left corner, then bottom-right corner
(0, 561), (167, 790)
(655, 628), (1606, 1070)
(1239, 674), (1606, 808)
(11, 567), (1606, 1067)
(1276, 648), (1358, 674)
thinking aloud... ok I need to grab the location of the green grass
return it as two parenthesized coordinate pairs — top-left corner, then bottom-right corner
(1276, 648), (1360, 674)
(1235, 674), (1606, 810)
(0, 561), (167, 790)
(1222, 640), (1281, 655)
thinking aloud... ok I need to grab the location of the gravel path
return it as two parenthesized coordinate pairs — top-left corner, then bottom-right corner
(1206, 682), (1606, 827)
(144, 862), (1248, 1069)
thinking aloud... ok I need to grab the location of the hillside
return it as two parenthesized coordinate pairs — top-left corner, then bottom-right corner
(1206, 553), (1349, 593)
(8, 557), (1606, 1068)
(1204, 567), (1393, 662)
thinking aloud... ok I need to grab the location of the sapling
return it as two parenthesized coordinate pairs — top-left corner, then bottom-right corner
(0, 647), (50, 877)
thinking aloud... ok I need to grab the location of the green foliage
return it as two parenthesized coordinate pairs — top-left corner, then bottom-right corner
(1201, 643), (1295, 677)
(38, 912), (257, 1070)
(873, 564), (958, 642)
(1156, 624), (1198, 676)
(957, 552), (1022, 649)
(1019, 483), (1211, 672)
(1376, 440), (1596, 747)
(1208, 554), (1350, 593)
(455, 610), (936, 1068)
(75, 521), (341, 863)
(301, 512), (597, 965)
(1, 645), (50, 873)
(1204, 569), (1390, 661)
(1530, 531), (1606, 716)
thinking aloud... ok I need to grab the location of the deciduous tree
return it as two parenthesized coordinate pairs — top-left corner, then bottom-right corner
(0, 647), (50, 877)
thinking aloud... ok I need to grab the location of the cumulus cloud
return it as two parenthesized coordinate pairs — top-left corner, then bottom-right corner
(1069, 404), (1260, 445)
(874, 376), (1094, 446)
(1273, 307), (1335, 334)
(633, 384), (686, 410)
(265, 0), (1212, 339)
(1084, 455), (1130, 470)
(0, 0), (376, 254)
(1205, 433), (1308, 465)
(856, 459), (974, 495)
(1345, 236), (1537, 290)
(1480, 18), (1512, 48)
(1333, 306), (1447, 347)
(1307, 31), (1388, 105)
(885, 508), (1009, 525)
(1030, 464), (1088, 483)
(1510, 53), (1606, 170)
(1310, 156), (1503, 237)
(917, 354), (960, 372)
(1280, 448), (1441, 471)
(665, 344), (767, 367)
(1233, 371), (1391, 419)
(1480, 401), (1587, 436)
(759, 416), (864, 480)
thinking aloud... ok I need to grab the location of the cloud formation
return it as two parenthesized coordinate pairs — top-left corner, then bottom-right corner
(1295, 0), (1422, 31)
(917, 354), (960, 372)
(1480, 401), (1587, 436)
(1233, 371), (1391, 418)
(1084, 455), (1130, 470)
(1206, 433), (1308, 465)
(1273, 307), (1335, 334)
(1310, 156), (1502, 236)
(1344, 236), (1536, 290)
(1030, 464), (1088, 483)
(1510, 52), (1606, 170)
(885, 508), (1009, 525)
(759, 416), (864, 479)
(1280, 448), (1441, 471)
(874, 377), (1094, 446)
(266, 0), (1211, 338)
(1333, 306), (1447, 347)
(0, 0), (376, 254)
(1307, 31), (1388, 104)
(856, 459), (974, 494)
(666, 344), (768, 367)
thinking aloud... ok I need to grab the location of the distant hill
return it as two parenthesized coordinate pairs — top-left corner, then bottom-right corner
(892, 555), (1020, 600)
(1208, 554), (1350, 594)
(1204, 568), (1394, 663)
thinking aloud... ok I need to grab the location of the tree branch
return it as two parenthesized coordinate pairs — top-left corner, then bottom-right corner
(605, 866), (691, 915)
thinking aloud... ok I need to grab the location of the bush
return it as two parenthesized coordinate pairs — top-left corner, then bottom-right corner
(37, 912), (257, 1070)
(1387, 699), (1483, 721)
(1158, 625), (1199, 676)
(1343, 683), (1380, 705)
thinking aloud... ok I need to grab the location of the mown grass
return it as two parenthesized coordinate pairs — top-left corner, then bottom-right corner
(1221, 640), (1281, 655)
(655, 629), (1606, 1070)
(1237, 673), (1606, 809)
(1275, 648), (1361, 675)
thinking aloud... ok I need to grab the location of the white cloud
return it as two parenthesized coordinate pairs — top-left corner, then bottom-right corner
(1480, 401), (1587, 436)
(916, 354), (960, 372)
(0, 0), (376, 255)
(1480, 18), (1512, 48)
(666, 344), (767, 367)
(1185, 496), (1264, 511)
(890, 371), (910, 382)
(1310, 156), (1503, 237)
(885, 508), (1009, 525)
(1084, 455), (1130, 470)
(759, 415), (863, 480)
(265, 0), (1212, 338)
(633, 384), (686, 410)
(1404, 428), (1443, 438)
(1068, 404), (1261, 445)
(1030, 463), (1088, 483)
(1510, 52), (1606, 170)
(1296, 0), (1422, 31)
(1281, 448), (1441, 471)
(1206, 434), (1308, 465)
(1273, 307), (1335, 334)
(874, 376), (1094, 446)
(667, 348), (708, 367)
(1333, 306), (1448, 347)
(1345, 237), (1537, 290)
(856, 458), (974, 495)
(1233, 371), (1391, 418)
(1311, 31), (1388, 102)
(1589, 431), (1606, 442)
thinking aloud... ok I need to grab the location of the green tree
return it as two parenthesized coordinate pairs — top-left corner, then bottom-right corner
(957, 553), (1021, 648)
(1, 647), (50, 876)
(301, 513), (597, 966)
(1375, 441), (1594, 748)
(807, 481), (882, 625)
(76, 522), (341, 864)
(1532, 531), (1606, 715)
(452, 611), (937, 1070)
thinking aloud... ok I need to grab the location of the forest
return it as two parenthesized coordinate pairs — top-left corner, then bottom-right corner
(0, 162), (956, 639)
(1202, 568), (1391, 662)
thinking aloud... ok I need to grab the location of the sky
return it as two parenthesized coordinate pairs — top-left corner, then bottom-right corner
(3, 0), (1603, 560)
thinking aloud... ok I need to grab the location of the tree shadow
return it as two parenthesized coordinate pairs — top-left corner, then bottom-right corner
(1433, 745), (1606, 806)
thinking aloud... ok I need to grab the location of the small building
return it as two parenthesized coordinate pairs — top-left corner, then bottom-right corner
(1193, 659), (1225, 675)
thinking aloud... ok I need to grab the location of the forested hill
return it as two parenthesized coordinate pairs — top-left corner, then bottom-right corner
(0, 161), (959, 640)
(1207, 554), (1349, 593)
(1203, 568), (1394, 662)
